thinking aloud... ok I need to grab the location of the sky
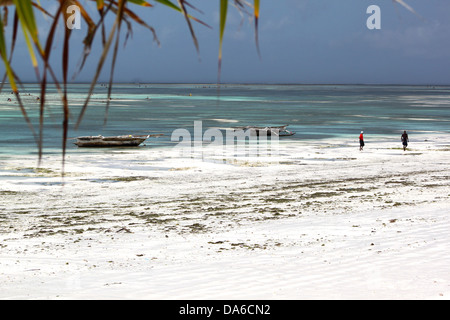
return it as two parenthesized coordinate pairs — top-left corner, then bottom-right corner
(3, 0), (450, 84)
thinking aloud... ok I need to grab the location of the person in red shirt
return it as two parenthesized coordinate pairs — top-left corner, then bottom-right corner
(359, 131), (364, 151)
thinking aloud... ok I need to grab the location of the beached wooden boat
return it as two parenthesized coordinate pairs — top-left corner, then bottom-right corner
(74, 134), (162, 148)
(232, 125), (295, 137)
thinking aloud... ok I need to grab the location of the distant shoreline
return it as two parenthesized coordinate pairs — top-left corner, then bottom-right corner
(4, 82), (450, 87)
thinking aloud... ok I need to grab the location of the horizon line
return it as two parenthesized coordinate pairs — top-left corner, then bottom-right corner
(3, 81), (450, 87)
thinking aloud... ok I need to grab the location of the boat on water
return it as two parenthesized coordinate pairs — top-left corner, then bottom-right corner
(74, 134), (163, 148)
(232, 125), (295, 137)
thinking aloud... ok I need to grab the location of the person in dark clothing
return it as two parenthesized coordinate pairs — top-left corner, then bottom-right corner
(401, 131), (409, 151)
(359, 131), (364, 151)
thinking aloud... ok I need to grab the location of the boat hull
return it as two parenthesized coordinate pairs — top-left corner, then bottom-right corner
(74, 135), (148, 148)
(232, 125), (295, 137)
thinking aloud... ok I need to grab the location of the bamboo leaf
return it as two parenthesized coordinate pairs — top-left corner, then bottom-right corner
(12, 0), (43, 81)
(393, 0), (415, 15)
(12, 0), (40, 47)
(31, 1), (54, 18)
(254, 0), (259, 20)
(154, 0), (181, 12)
(96, 0), (104, 10)
(155, 0), (210, 28)
(177, 0), (199, 53)
(73, 0), (96, 30)
(254, 0), (260, 57)
(38, 2), (67, 169)
(104, 0), (127, 126)
(76, 0), (126, 129)
(127, 0), (152, 6)
(393, 0), (422, 19)
(0, 12), (37, 147)
(0, 13), (16, 92)
(104, 18), (121, 126)
(62, 24), (71, 177)
(121, 5), (160, 45)
(218, 0), (228, 82)
(0, 10), (17, 92)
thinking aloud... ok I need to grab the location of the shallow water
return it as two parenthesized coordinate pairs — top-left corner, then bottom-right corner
(0, 83), (449, 156)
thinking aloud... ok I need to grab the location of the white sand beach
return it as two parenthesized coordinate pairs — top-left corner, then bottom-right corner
(0, 134), (449, 299)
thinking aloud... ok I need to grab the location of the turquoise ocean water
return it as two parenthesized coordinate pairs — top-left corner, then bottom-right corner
(0, 83), (449, 156)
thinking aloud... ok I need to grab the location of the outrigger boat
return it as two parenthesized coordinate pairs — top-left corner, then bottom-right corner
(232, 125), (295, 137)
(74, 134), (163, 148)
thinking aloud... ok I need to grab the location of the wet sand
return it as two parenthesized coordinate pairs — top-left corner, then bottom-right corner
(0, 134), (449, 299)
